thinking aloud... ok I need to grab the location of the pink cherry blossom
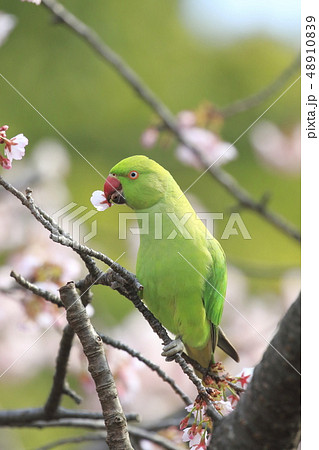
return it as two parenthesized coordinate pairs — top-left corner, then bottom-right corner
(140, 127), (159, 148)
(176, 127), (237, 170)
(182, 427), (202, 447)
(177, 110), (197, 128)
(215, 399), (233, 416)
(4, 133), (28, 162)
(250, 121), (300, 174)
(90, 190), (111, 211)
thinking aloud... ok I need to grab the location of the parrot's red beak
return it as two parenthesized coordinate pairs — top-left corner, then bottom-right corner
(104, 175), (125, 206)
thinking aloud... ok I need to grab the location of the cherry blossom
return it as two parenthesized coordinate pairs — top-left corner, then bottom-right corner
(176, 127), (237, 170)
(140, 109), (237, 170)
(140, 127), (159, 148)
(250, 121), (300, 174)
(4, 133), (28, 162)
(214, 399), (233, 416)
(90, 190), (111, 211)
(177, 110), (197, 128)
(182, 425), (209, 449)
(0, 126), (28, 170)
(182, 426), (202, 448)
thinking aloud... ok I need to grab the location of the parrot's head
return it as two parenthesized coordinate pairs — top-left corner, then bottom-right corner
(104, 155), (170, 210)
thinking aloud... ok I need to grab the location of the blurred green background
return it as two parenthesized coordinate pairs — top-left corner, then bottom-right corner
(0, 0), (300, 448)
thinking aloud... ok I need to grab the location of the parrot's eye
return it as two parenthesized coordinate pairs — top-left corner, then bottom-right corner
(128, 170), (139, 180)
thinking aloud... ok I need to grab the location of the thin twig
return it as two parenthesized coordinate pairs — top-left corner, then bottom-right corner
(219, 53), (301, 117)
(25, 188), (101, 278)
(44, 325), (75, 418)
(10, 419), (106, 430)
(10, 270), (63, 307)
(40, 0), (300, 243)
(62, 382), (82, 405)
(50, 232), (142, 290)
(0, 407), (138, 425)
(100, 332), (192, 406)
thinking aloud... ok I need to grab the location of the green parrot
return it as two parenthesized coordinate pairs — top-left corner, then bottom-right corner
(102, 155), (239, 372)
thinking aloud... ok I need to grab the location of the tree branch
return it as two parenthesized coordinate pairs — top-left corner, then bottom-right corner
(10, 270), (63, 307)
(62, 382), (82, 405)
(0, 407), (138, 426)
(44, 325), (76, 418)
(59, 281), (133, 449)
(40, 0), (300, 243)
(219, 53), (301, 117)
(50, 232), (142, 290)
(209, 294), (301, 449)
(100, 332), (192, 406)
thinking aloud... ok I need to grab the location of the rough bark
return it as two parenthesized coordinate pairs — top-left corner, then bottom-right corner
(59, 282), (133, 450)
(210, 294), (301, 450)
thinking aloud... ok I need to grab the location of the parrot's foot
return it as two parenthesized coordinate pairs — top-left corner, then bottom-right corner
(162, 338), (185, 361)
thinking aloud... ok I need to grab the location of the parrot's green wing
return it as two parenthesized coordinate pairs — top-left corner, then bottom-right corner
(203, 240), (226, 330)
(202, 240), (239, 362)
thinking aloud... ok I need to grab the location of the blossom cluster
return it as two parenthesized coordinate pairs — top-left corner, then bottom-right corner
(180, 365), (253, 449)
(140, 107), (237, 170)
(0, 125), (28, 170)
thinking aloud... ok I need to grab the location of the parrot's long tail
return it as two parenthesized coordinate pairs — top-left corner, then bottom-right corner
(217, 327), (240, 363)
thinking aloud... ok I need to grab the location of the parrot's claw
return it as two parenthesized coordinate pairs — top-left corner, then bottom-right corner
(162, 338), (185, 361)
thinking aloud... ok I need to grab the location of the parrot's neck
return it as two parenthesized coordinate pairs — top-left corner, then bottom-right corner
(134, 192), (212, 244)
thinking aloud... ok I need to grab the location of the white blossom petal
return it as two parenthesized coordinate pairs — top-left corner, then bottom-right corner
(177, 110), (197, 128)
(0, 12), (17, 47)
(215, 399), (233, 416)
(176, 127), (237, 170)
(250, 121), (300, 174)
(90, 190), (110, 211)
(5, 133), (28, 161)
